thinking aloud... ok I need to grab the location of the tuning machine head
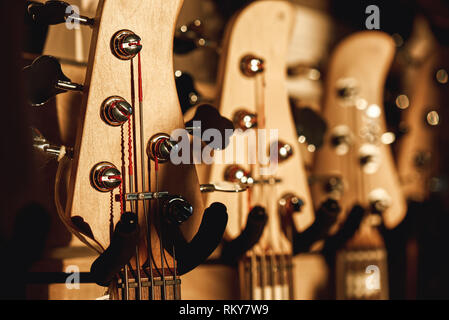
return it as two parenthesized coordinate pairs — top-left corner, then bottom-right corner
(23, 55), (84, 106)
(270, 141), (294, 163)
(101, 96), (133, 126)
(147, 133), (178, 163)
(111, 30), (142, 60)
(31, 127), (72, 159)
(224, 165), (254, 185)
(279, 193), (304, 215)
(240, 55), (265, 77)
(27, 0), (94, 26)
(161, 195), (193, 225)
(90, 162), (122, 192)
(233, 110), (257, 131)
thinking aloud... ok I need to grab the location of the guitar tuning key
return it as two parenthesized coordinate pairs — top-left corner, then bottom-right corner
(162, 196), (193, 225)
(233, 110), (257, 131)
(147, 133), (178, 163)
(279, 193), (304, 214)
(240, 55), (265, 77)
(27, 0), (94, 27)
(111, 30), (142, 60)
(101, 96), (133, 126)
(23, 55), (84, 106)
(90, 162), (122, 192)
(31, 127), (72, 159)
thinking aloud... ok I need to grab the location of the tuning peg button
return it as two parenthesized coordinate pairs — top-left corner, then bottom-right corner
(279, 193), (304, 214)
(23, 55), (83, 106)
(240, 55), (265, 77)
(101, 96), (133, 126)
(27, 1), (94, 26)
(233, 110), (257, 131)
(162, 196), (193, 225)
(111, 30), (142, 60)
(90, 162), (122, 192)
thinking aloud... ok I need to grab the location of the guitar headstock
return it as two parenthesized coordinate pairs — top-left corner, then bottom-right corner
(197, 0), (314, 299)
(39, 0), (227, 299)
(312, 31), (406, 231)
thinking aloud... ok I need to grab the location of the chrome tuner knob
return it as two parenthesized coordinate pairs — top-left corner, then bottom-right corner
(279, 193), (304, 214)
(90, 162), (122, 192)
(270, 141), (293, 163)
(27, 1), (94, 26)
(240, 55), (265, 77)
(101, 96), (133, 126)
(31, 127), (71, 159)
(147, 133), (178, 163)
(23, 55), (84, 106)
(233, 110), (257, 131)
(111, 30), (142, 60)
(162, 196), (193, 225)
(224, 165), (253, 185)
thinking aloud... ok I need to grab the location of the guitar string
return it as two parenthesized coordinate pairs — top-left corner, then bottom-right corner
(129, 56), (144, 300)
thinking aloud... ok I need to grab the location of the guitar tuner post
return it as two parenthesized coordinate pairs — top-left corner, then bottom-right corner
(240, 54), (265, 77)
(90, 162), (122, 192)
(111, 30), (142, 60)
(233, 110), (258, 130)
(101, 96), (133, 126)
(147, 133), (178, 163)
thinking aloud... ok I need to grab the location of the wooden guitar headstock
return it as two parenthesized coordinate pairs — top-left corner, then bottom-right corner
(197, 0), (314, 299)
(52, 0), (214, 300)
(312, 31), (406, 230)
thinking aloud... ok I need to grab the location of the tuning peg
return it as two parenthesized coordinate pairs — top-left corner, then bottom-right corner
(184, 103), (234, 150)
(161, 196), (193, 225)
(174, 19), (218, 54)
(31, 127), (72, 159)
(175, 70), (201, 114)
(27, 0), (94, 27)
(23, 55), (83, 106)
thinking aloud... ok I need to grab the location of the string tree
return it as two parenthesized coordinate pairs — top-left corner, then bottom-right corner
(23, 55), (84, 106)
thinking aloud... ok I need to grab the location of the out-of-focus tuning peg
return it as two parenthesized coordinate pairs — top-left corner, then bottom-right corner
(27, 0), (94, 27)
(184, 103), (234, 150)
(31, 127), (72, 159)
(174, 19), (218, 54)
(23, 55), (83, 106)
(175, 70), (202, 114)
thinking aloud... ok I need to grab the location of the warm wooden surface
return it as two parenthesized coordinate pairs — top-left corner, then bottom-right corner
(66, 0), (205, 268)
(188, 0), (314, 299)
(312, 31), (406, 229)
